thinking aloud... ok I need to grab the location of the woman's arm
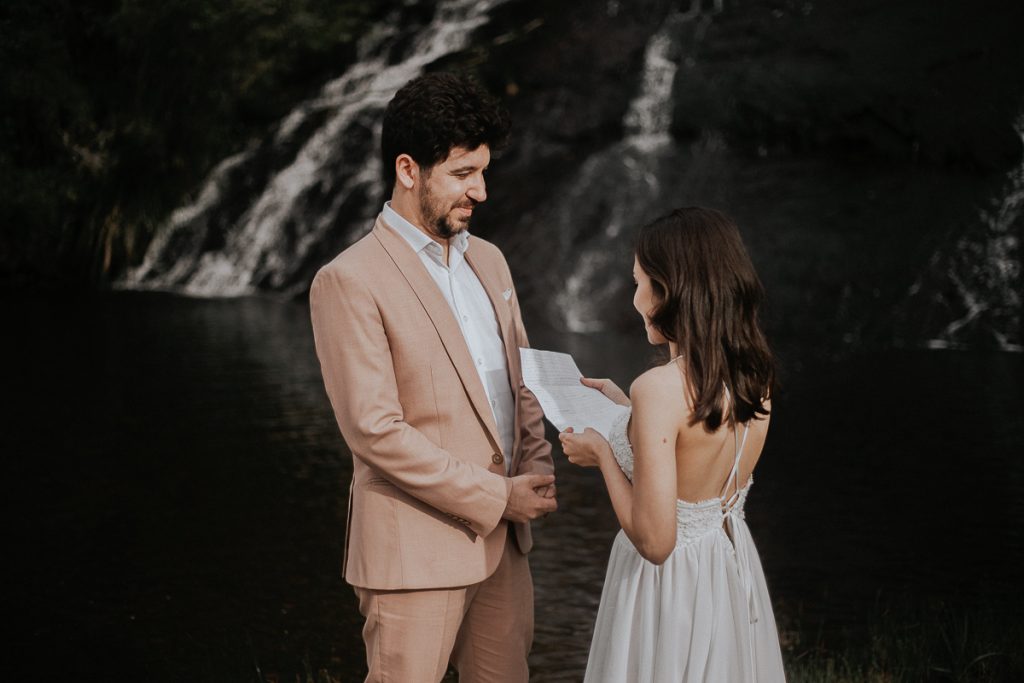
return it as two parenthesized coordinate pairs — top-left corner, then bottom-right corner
(558, 427), (635, 532)
(560, 371), (682, 564)
(620, 372), (681, 563)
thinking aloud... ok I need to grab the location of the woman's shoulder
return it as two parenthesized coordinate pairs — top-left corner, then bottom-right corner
(629, 364), (689, 413)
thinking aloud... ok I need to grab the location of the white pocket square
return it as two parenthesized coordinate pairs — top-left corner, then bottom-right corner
(502, 288), (513, 301)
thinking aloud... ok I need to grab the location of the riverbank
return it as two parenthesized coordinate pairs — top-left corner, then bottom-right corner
(782, 596), (1024, 682)
(253, 596), (1024, 681)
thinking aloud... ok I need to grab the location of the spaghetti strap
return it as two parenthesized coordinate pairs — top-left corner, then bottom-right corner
(719, 421), (758, 625)
(721, 422), (750, 507)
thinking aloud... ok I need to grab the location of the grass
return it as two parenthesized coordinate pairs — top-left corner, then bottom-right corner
(239, 595), (1024, 682)
(779, 596), (1024, 683)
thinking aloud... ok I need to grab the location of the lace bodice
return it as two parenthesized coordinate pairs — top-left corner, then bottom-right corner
(607, 407), (753, 546)
(608, 408), (635, 479)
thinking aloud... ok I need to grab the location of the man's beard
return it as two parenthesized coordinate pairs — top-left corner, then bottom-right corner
(419, 185), (472, 239)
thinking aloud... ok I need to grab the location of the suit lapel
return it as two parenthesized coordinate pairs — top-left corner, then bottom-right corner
(372, 220), (502, 451)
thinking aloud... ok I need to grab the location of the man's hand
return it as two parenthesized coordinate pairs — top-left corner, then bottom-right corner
(536, 483), (557, 499)
(503, 473), (557, 522)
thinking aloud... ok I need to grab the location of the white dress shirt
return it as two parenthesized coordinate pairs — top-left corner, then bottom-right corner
(381, 202), (516, 471)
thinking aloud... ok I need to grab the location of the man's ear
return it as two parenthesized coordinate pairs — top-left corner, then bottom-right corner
(395, 154), (418, 190)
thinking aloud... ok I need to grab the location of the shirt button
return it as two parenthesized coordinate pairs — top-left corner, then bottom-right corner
(477, 358), (483, 366)
(491, 453), (504, 464)
(462, 315), (468, 321)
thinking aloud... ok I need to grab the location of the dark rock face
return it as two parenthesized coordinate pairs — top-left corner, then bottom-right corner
(471, 0), (674, 142)
(112, 0), (1022, 351)
(447, 0), (679, 323)
(456, 0), (677, 223)
(668, 0), (1024, 171)
(452, 0), (1024, 349)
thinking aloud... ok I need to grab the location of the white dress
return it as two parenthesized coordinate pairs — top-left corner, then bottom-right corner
(584, 409), (786, 682)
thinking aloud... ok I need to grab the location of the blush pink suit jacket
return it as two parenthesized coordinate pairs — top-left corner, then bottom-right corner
(310, 217), (553, 590)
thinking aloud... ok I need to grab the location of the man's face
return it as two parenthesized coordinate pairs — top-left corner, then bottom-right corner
(417, 144), (490, 239)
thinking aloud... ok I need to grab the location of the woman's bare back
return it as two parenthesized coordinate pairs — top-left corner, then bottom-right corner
(628, 359), (770, 504)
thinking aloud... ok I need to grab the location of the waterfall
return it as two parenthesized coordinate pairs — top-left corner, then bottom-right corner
(898, 115), (1023, 352)
(623, 0), (719, 147)
(550, 1), (721, 332)
(120, 0), (507, 297)
(114, 0), (1021, 352)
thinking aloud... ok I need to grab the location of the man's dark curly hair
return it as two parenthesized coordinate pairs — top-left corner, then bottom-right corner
(381, 72), (510, 190)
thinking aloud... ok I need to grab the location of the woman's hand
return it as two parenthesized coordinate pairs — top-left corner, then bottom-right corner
(581, 377), (630, 406)
(559, 427), (613, 469)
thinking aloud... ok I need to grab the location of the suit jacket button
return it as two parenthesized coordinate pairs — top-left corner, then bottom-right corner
(491, 453), (504, 465)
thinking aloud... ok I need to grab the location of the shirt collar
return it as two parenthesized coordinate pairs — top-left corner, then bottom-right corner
(382, 201), (433, 254)
(382, 201), (471, 258)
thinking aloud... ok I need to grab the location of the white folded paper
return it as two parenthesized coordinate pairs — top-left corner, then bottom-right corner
(519, 347), (629, 439)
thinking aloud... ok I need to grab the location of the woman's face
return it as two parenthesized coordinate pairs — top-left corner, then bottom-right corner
(633, 256), (669, 345)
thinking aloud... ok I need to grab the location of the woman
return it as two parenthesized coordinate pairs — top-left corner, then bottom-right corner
(560, 207), (786, 682)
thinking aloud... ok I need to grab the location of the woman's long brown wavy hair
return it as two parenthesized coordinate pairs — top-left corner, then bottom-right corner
(635, 207), (775, 431)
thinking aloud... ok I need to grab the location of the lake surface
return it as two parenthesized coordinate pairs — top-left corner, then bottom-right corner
(4, 292), (1022, 681)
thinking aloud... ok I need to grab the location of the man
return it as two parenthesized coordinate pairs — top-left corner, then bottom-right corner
(309, 73), (556, 683)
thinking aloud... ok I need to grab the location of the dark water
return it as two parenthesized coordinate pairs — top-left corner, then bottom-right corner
(3, 292), (1022, 682)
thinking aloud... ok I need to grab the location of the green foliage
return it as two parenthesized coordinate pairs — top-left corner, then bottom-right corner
(0, 0), (395, 286)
